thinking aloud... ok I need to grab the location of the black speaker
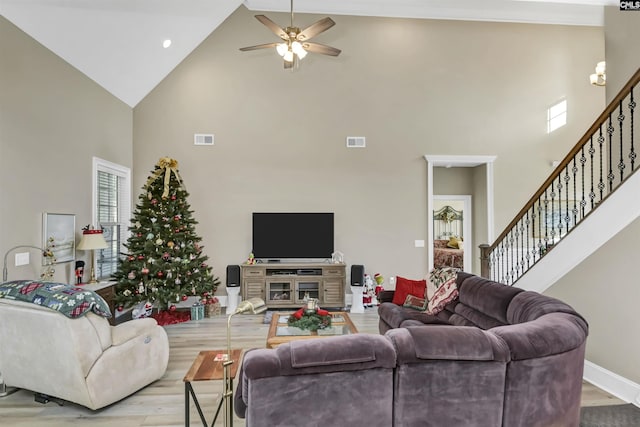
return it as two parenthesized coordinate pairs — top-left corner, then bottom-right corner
(351, 265), (364, 287)
(226, 265), (240, 287)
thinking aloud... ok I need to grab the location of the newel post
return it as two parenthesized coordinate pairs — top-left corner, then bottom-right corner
(479, 244), (491, 279)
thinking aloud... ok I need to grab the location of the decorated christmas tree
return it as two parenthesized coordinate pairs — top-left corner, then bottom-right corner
(113, 157), (219, 312)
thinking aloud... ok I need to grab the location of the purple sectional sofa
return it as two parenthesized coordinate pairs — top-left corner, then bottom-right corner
(235, 272), (588, 427)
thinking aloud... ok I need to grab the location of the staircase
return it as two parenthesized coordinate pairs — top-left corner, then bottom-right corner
(480, 67), (640, 291)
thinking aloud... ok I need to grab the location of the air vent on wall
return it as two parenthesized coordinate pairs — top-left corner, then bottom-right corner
(346, 136), (366, 148)
(194, 134), (214, 146)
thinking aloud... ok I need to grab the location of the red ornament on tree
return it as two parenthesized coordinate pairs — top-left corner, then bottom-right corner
(181, 295), (188, 301)
(169, 304), (176, 311)
(157, 271), (164, 278)
(117, 305), (124, 312)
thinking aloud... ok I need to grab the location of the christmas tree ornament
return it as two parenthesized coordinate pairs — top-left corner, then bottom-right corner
(141, 267), (149, 275)
(146, 233), (154, 240)
(155, 238), (163, 245)
(157, 271), (164, 278)
(162, 252), (170, 261)
(151, 217), (157, 223)
(135, 221), (141, 228)
(128, 271), (136, 280)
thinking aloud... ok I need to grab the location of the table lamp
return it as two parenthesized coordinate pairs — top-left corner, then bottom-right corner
(76, 228), (108, 284)
(223, 297), (266, 427)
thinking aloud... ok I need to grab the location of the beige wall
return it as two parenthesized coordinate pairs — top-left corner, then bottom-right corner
(0, 16), (133, 283)
(604, 6), (640, 102)
(133, 6), (604, 289)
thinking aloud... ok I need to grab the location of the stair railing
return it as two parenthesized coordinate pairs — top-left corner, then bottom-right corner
(480, 67), (640, 285)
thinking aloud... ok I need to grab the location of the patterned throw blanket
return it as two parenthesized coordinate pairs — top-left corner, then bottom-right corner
(0, 280), (112, 319)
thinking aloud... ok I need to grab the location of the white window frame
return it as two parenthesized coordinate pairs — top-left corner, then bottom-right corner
(92, 157), (131, 280)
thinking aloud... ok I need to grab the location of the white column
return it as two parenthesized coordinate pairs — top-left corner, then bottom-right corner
(226, 287), (240, 314)
(350, 286), (365, 314)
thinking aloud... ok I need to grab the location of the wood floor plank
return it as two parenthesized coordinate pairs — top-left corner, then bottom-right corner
(0, 307), (623, 425)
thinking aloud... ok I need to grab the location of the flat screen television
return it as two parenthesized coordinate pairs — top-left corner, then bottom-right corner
(252, 212), (334, 261)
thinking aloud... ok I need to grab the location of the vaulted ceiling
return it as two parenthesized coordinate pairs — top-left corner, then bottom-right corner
(0, 0), (615, 107)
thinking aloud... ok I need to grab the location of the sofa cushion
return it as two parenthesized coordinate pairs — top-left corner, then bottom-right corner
(391, 276), (426, 305)
(243, 334), (397, 379)
(290, 335), (375, 368)
(387, 326), (510, 363)
(456, 275), (524, 325)
(491, 312), (588, 360)
(506, 290), (587, 327)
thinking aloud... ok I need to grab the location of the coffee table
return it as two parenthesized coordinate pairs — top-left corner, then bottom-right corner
(266, 311), (358, 348)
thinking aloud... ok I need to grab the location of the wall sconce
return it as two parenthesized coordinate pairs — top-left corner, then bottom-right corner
(590, 61), (606, 87)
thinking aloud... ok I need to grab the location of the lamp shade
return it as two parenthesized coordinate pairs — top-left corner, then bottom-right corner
(77, 229), (108, 251)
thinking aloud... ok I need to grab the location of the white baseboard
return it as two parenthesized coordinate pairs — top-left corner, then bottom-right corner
(584, 360), (640, 407)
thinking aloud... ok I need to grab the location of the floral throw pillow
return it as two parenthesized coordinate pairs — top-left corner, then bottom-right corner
(403, 294), (427, 311)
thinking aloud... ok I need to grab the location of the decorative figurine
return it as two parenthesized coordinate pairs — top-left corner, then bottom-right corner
(75, 260), (85, 285)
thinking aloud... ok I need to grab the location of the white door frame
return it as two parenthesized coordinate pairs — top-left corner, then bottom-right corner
(433, 195), (473, 272)
(425, 155), (497, 272)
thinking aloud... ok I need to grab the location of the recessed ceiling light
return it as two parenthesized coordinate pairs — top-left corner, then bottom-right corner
(163, 39), (172, 49)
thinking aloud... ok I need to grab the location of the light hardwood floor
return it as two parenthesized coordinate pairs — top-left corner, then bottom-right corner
(0, 307), (624, 426)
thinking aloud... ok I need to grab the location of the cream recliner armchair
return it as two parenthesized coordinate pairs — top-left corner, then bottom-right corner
(0, 298), (169, 410)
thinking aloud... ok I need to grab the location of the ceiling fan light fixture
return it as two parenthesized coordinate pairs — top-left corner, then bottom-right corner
(276, 43), (288, 57)
(292, 42), (307, 59)
(283, 50), (294, 63)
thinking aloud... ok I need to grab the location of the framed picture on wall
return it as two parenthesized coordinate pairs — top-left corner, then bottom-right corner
(43, 213), (76, 264)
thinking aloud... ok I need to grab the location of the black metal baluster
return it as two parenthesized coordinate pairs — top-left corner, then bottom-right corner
(618, 100), (626, 182)
(629, 88), (636, 171)
(581, 144), (588, 218)
(607, 113), (615, 193)
(598, 128), (605, 204)
(572, 156), (579, 225)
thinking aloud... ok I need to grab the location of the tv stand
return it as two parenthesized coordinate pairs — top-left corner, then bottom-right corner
(240, 263), (346, 309)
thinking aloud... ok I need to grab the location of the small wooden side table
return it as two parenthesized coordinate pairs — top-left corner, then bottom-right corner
(183, 349), (242, 427)
(82, 281), (116, 325)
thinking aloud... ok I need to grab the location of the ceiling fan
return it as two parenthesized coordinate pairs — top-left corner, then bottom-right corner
(239, 0), (341, 69)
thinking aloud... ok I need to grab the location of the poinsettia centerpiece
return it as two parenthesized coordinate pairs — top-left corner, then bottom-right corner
(287, 305), (332, 331)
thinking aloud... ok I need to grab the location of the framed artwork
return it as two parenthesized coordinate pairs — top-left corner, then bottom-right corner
(43, 213), (76, 264)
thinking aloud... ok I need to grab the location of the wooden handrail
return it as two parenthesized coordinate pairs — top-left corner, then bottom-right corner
(486, 67), (640, 254)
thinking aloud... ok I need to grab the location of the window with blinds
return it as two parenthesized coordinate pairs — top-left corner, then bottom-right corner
(93, 158), (131, 280)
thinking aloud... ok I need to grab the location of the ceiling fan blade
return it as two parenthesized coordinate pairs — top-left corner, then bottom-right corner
(239, 42), (279, 52)
(302, 42), (341, 57)
(296, 17), (335, 41)
(255, 15), (289, 40)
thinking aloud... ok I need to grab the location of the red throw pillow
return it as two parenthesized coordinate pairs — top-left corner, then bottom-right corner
(392, 276), (427, 305)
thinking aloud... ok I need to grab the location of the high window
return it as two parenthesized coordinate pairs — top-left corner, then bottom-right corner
(93, 157), (131, 280)
(547, 99), (567, 133)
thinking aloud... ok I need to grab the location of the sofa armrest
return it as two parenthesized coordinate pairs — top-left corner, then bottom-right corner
(378, 290), (395, 303)
(111, 318), (160, 346)
(386, 326), (510, 363)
